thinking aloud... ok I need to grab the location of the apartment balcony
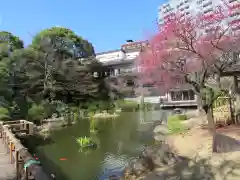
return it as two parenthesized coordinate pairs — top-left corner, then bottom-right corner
(203, 7), (213, 14)
(230, 11), (240, 18)
(163, 7), (174, 14)
(105, 67), (137, 77)
(202, 1), (212, 8)
(197, 0), (208, 5)
(162, 3), (170, 9)
(229, 0), (238, 3)
(229, 19), (240, 26)
(228, 2), (240, 10)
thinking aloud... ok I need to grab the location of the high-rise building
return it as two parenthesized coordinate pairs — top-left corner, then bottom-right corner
(158, 0), (240, 31)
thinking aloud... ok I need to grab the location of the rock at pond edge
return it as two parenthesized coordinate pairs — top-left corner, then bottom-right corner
(153, 125), (169, 135)
(122, 145), (185, 180)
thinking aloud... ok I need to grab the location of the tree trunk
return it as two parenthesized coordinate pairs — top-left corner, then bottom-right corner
(203, 105), (217, 152)
(197, 95), (204, 116)
(233, 76), (240, 123)
(140, 95), (144, 110)
(216, 73), (221, 88)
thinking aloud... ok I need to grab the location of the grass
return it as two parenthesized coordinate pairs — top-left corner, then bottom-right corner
(167, 114), (188, 134)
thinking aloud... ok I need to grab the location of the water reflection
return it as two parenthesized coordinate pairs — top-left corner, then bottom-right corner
(139, 109), (171, 123)
(98, 153), (128, 179)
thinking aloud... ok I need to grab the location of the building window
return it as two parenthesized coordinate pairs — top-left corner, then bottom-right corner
(229, 0), (237, 3)
(126, 80), (134, 86)
(230, 19), (240, 25)
(170, 90), (195, 101)
(171, 91), (182, 101)
(143, 83), (154, 88)
(197, 0), (203, 4)
(189, 90), (195, 100)
(229, 3), (240, 10)
(163, 7), (174, 14)
(230, 11), (240, 17)
(203, 2), (212, 8)
(163, 4), (170, 8)
(183, 91), (189, 100)
(204, 8), (213, 14)
(182, 90), (195, 100)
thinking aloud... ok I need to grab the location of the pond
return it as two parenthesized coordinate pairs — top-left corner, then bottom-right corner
(25, 110), (171, 180)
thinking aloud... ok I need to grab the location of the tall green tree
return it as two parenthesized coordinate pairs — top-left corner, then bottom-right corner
(0, 28), (112, 121)
(0, 31), (24, 51)
(21, 27), (108, 104)
(0, 31), (25, 119)
(31, 27), (95, 59)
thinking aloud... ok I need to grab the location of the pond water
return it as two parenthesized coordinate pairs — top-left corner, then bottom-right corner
(25, 110), (172, 180)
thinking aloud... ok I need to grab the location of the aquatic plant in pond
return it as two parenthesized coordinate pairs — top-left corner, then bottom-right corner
(76, 136), (97, 149)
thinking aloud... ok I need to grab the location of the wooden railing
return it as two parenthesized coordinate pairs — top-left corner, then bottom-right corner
(0, 120), (51, 180)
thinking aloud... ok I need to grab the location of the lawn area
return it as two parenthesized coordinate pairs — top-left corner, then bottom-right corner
(167, 114), (188, 134)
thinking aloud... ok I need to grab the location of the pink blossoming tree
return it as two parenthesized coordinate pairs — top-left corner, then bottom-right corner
(137, 3), (240, 152)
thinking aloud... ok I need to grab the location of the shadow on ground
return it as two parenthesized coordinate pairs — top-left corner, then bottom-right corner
(215, 133), (240, 153)
(123, 143), (240, 180)
(145, 157), (240, 180)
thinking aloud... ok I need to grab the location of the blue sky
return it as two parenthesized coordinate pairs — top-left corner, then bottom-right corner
(0, 0), (165, 53)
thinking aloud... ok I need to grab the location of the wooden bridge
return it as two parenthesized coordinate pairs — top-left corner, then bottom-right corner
(0, 120), (51, 180)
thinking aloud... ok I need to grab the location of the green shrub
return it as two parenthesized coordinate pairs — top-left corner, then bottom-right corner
(41, 100), (56, 118)
(87, 103), (98, 113)
(167, 114), (188, 134)
(27, 103), (46, 123)
(86, 101), (114, 113)
(167, 119), (187, 134)
(0, 107), (10, 121)
(53, 101), (69, 117)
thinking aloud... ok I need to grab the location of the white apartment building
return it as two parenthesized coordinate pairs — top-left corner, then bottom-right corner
(158, 0), (240, 31)
(96, 41), (148, 76)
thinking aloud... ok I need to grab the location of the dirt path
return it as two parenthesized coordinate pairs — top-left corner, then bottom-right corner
(167, 127), (240, 158)
(156, 127), (240, 180)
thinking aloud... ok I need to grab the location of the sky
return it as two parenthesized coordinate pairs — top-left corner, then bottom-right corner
(0, 0), (165, 53)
